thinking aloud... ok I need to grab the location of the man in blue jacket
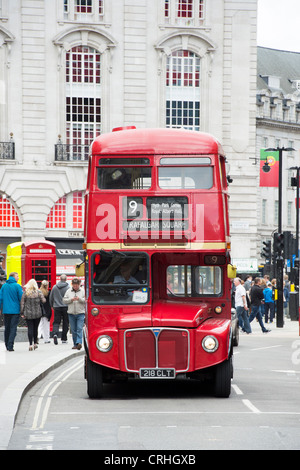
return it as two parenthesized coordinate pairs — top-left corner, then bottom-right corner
(0, 272), (23, 351)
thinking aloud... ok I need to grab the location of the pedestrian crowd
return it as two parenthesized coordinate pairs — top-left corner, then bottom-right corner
(0, 270), (85, 352)
(232, 273), (291, 335)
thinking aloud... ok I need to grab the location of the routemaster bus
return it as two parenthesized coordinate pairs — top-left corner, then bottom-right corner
(83, 127), (236, 398)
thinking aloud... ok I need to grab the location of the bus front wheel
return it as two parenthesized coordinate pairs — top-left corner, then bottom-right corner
(86, 355), (104, 398)
(213, 357), (232, 398)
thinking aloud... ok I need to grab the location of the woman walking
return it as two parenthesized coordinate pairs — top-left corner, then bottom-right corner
(38, 280), (52, 343)
(21, 279), (46, 351)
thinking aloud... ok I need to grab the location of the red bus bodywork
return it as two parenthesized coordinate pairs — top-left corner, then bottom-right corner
(83, 128), (236, 398)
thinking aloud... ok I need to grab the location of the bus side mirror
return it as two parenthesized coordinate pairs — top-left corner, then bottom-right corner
(227, 264), (237, 279)
(75, 262), (85, 277)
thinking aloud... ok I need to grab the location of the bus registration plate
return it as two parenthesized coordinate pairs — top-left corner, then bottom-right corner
(139, 368), (175, 379)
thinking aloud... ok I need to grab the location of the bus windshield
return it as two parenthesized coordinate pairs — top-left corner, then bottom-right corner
(92, 251), (149, 304)
(167, 265), (222, 297)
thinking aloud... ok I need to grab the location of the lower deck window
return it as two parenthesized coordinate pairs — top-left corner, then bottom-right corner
(92, 251), (149, 304)
(167, 264), (222, 297)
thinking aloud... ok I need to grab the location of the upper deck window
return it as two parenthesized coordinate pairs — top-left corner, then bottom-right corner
(158, 166), (213, 189)
(98, 167), (151, 190)
(160, 157), (211, 165)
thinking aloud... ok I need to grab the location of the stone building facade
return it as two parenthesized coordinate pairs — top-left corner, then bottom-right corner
(256, 47), (300, 264)
(0, 0), (258, 269)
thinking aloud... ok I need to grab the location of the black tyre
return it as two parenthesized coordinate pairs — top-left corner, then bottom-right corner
(214, 357), (232, 398)
(86, 355), (104, 398)
(232, 325), (239, 347)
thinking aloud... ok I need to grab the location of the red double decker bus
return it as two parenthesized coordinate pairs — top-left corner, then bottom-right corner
(83, 127), (237, 398)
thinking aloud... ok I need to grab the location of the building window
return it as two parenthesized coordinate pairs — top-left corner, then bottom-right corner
(46, 192), (84, 231)
(164, 0), (170, 17)
(72, 191), (84, 229)
(66, 46), (100, 84)
(288, 140), (294, 156)
(199, 0), (204, 18)
(166, 50), (200, 131)
(164, 0), (205, 26)
(64, 0), (104, 21)
(166, 100), (200, 130)
(46, 196), (67, 229)
(0, 195), (20, 228)
(66, 46), (101, 158)
(76, 0), (92, 13)
(178, 0), (193, 18)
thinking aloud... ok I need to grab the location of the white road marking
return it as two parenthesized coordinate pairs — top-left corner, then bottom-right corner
(50, 409), (300, 416)
(232, 384), (243, 395)
(242, 399), (261, 414)
(250, 345), (282, 351)
(31, 358), (83, 430)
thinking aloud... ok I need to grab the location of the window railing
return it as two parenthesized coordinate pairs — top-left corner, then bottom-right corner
(0, 141), (15, 160)
(55, 143), (89, 162)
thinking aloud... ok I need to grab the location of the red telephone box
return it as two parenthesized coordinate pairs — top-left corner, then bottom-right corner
(21, 240), (56, 288)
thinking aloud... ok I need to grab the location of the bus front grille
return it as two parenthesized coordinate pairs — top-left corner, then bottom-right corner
(124, 328), (189, 373)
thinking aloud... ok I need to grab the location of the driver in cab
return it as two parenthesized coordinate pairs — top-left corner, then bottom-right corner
(113, 263), (139, 285)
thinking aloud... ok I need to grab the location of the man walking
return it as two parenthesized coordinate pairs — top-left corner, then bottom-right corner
(0, 272), (23, 351)
(49, 274), (70, 344)
(63, 277), (85, 350)
(249, 277), (271, 333)
(234, 277), (251, 334)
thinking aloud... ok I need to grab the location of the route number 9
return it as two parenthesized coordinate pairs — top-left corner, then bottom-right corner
(129, 200), (138, 215)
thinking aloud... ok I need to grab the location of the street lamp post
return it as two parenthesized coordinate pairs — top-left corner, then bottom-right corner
(265, 147), (295, 328)
(290, 166), (299, 258)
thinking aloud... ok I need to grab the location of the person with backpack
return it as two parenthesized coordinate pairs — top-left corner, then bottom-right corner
(249, 277), (270, 333)
(49, 274), (70, 345)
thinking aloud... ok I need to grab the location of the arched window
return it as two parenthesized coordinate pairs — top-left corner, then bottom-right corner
(46, 191), (84, 230)
(0, 195), (20, 228)
(166, 50), (200, 131)
(66, 46), (101, 159)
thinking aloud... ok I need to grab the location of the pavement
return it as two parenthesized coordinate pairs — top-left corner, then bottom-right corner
(0, 318), (299, 450)
(0, 332), (84, 450)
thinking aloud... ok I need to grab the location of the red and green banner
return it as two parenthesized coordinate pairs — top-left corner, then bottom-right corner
(259, 149), (279, 187)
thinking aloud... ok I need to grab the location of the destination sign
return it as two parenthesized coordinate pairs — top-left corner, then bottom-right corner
(123, 220), (188, 231)
(122, 196), (188, 232)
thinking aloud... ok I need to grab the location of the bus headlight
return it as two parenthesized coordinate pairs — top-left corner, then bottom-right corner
(96, 335), (113, 352)
(202, 335), (219, 353)
(214, 306), (222, 314)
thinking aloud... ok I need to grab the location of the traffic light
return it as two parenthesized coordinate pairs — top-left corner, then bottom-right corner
(292, 258), (300, 287)
(273, 232), (284, 255)
(283, 231), (292, 260)
(261, 240), (271, 262)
